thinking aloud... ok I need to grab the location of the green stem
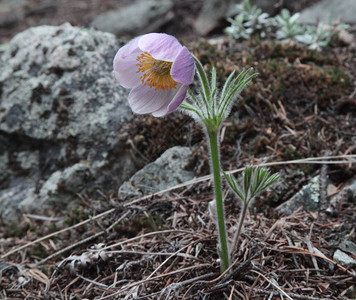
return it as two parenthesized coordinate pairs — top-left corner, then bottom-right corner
(231, 202), (248, 256)
(207, 129), (230, 272)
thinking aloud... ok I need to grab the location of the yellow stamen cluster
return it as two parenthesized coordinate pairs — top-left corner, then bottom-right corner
(136, 52), (177, 90)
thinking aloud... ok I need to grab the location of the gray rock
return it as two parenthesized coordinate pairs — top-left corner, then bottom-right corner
(20, 163), (93, 214)
(267, 168), (305, 204)
(0, 43), (8, 57)
(251, 0), (317, 15)
(91, 0), (173, 37)
(194, 0), (307, 36)
(338, 29), (354, 45)
(119, 146), (194, 199)
(0, 23), (138, 222)
(0, 152), (8, 183)
(0, 178), (36, 222)
(333, 249), (356, 268)
(327, 177), (356, 215)
(16, 151), (39, 171)
(0, 0), (27, 29)
(0, 23), (132, 143)
(276, 175), (320, 214)
(299, 0), (356, 24)
(250, 0), (280, 15)
(60, 163), (94, 193)
(339, 241), (356, 256)
(194, 0), (238, 36)
(344, 177), (356, 197)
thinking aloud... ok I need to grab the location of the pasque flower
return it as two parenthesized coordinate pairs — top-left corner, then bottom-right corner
(113, 33), (195, 117)
(114, 33), (275, 274)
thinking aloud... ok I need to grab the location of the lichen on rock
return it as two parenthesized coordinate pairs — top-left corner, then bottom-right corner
(0, 23), (138, 222)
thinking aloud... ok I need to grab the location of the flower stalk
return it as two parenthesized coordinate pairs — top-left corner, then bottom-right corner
(181, 57), (258, 272)
(207, 129), (230, 272)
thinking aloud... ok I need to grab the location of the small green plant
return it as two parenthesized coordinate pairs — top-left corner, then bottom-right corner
(225, 0), (349, 50)
(224, 167), (279, 255)
(275, 9), (303, 40)
(296, 19), (349, 50)
(225, 0), (275, 40)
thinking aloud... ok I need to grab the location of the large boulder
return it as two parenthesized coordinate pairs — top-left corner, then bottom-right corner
(194, 0), (238, 36)
(0, 23), (137, 222)
(91, 0), (173, 37)
(298, 0), (356, 24)
(0, 0), (27, 29)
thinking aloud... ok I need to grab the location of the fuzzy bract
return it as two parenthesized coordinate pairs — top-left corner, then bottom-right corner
(113, 33), (195, 117)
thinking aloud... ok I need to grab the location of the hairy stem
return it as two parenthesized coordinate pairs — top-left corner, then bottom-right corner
(231, 202), (248, 256)
(207, 129), (230, 272)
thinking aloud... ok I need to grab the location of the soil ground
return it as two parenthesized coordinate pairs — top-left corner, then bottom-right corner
(1, 1), (356, 299)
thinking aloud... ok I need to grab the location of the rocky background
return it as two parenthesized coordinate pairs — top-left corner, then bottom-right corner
(1, 0), (355, 224)
(0, 0), (355, 299)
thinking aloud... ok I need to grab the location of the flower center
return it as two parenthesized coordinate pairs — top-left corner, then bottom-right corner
(136, 52), (177, 90)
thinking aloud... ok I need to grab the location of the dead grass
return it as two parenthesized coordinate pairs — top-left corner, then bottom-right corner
(1, 155), (355, 299)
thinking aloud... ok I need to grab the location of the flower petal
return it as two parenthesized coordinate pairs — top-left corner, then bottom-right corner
(152, 85), (188, 117)
(138, 33), (183, 61)
(171, 47), (195, 85)
(113, 37), (143, 89)
(128, 84), (179, 114)
(114, 36), (141, 60)
(113, 52), (142, 89)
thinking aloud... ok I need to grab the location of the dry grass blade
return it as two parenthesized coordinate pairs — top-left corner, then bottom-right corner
(99, 263), (212, 299)
(24, 268), (50, 292)
(251, 269), (293, 300)
(35, 210), (131, 266)
(98, 229), (198, 251)
(1, 208), (116, 259)
(145, 236), (210, 280)
(275, 248), (355, 275)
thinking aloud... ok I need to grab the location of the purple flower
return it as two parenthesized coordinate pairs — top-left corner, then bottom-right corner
(113, 33), (195, 117)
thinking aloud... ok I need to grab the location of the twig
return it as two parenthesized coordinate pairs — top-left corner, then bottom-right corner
(1, 208), (116, 259)
(161, 273), (216, 299)
(242, 285), (329, 300)
(319, 150), (330, 213)
(251, 269), (293, 300)
(145, 236), (210, 280)
(36, 211), (130, 266)
(23, 214), (64, 222)
(286, 235), (301, 269)
(271, 247), (356, 276)
(34, 230), (105, 267)
(104, 250), (197, 260)
(76, 273), (111, 289)
(222, 247), (266, 283)
(97, 229), (199, 252)
(193, 246), (265, 287)
(98, 263), (212, 299)
(305, 229), (320, 272)
(228, 284), (235, 300)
